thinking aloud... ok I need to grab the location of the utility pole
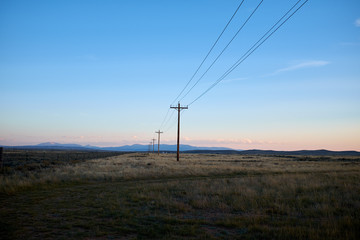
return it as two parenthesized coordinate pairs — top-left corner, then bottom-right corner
(155, 130), (163, 155)
(148, 142), (152, 153)
(151, 138), (156, 153)
(170, 102), (188, 161)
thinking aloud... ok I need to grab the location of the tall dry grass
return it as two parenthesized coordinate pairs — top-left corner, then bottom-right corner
(1, 152), (359, 194)
(1, 153), (359, 239)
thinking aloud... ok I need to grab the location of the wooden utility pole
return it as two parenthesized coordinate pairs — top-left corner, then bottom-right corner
(148, 142), (152, 153)
(170, 102), (188, 161)
(155, 130), (163, 155)
(151, 138), (156, 153)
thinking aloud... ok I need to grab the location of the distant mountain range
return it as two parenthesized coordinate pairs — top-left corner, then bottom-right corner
(1, 142), (360, 156)
(1, 142), (233, 152)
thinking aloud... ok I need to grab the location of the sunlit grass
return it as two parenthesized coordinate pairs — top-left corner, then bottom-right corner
(1, 153), (359, 193)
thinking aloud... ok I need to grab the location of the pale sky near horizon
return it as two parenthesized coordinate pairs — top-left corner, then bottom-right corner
(1, 0), (359, 151)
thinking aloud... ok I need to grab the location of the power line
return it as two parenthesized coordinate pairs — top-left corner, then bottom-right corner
(163, 109), (185, 133)
(159, 0), (261, 133)
(155, 0), (308, 148)
(178, 0), (264, 103)
(158, 0), (246, 132)
(218, 0), (304, 82)
(187, 0), (309, 106)
(159, 108), (171, 130)
(170, 0), (245, 106)
(162, 109), (177, 132)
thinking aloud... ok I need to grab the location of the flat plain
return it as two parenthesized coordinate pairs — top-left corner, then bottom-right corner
(1, 152), (359, 239)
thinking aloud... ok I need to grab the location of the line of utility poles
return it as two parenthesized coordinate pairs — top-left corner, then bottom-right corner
(155, 130), (163, 155)
(170, 102), (188, 161)
(148, 102), (187, 160)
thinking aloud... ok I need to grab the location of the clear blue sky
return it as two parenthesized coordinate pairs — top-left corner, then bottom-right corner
(1, 0), (359, 150)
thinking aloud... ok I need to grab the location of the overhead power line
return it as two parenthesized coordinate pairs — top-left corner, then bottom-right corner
(217, 0), (305, 82)
(159, 108), (171, 130)
(154, 0), (309, 150)
(179, 0), (264, 103)
(187, 0), (309, 106)
(171, 0), (246, 106)
(163, 109), (186, 133)
(162, 109), (177, 132)
(158, 0), (245, 133)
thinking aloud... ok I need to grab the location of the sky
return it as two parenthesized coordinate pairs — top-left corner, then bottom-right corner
(1, 0), (359, 151)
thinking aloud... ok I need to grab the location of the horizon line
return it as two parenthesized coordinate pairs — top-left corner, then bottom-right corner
(0, 142), (359, 153)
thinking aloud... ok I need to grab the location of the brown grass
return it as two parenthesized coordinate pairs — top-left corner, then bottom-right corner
(2, 153), (359, 193)
(1, 152), (359, 239)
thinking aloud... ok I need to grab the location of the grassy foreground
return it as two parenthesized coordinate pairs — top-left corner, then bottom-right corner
(1, 153), (360, 239)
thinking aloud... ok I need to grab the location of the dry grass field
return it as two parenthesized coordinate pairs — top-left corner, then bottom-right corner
(1, 152), (360, 239)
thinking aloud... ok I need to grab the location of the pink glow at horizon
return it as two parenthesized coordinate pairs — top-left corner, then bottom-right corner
(1, 134), (359, 151)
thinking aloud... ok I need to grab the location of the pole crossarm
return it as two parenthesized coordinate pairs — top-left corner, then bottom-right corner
(170, 104), (188, 111)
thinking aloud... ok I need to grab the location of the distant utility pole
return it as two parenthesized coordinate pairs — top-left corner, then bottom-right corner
(155, 130), (163, 155)
(151, 138), (156, 153)
(170, 102), (188, 161)
(148, 142), (152, 153)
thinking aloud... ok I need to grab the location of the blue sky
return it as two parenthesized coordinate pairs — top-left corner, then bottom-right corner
(1, 0), (359, 150)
